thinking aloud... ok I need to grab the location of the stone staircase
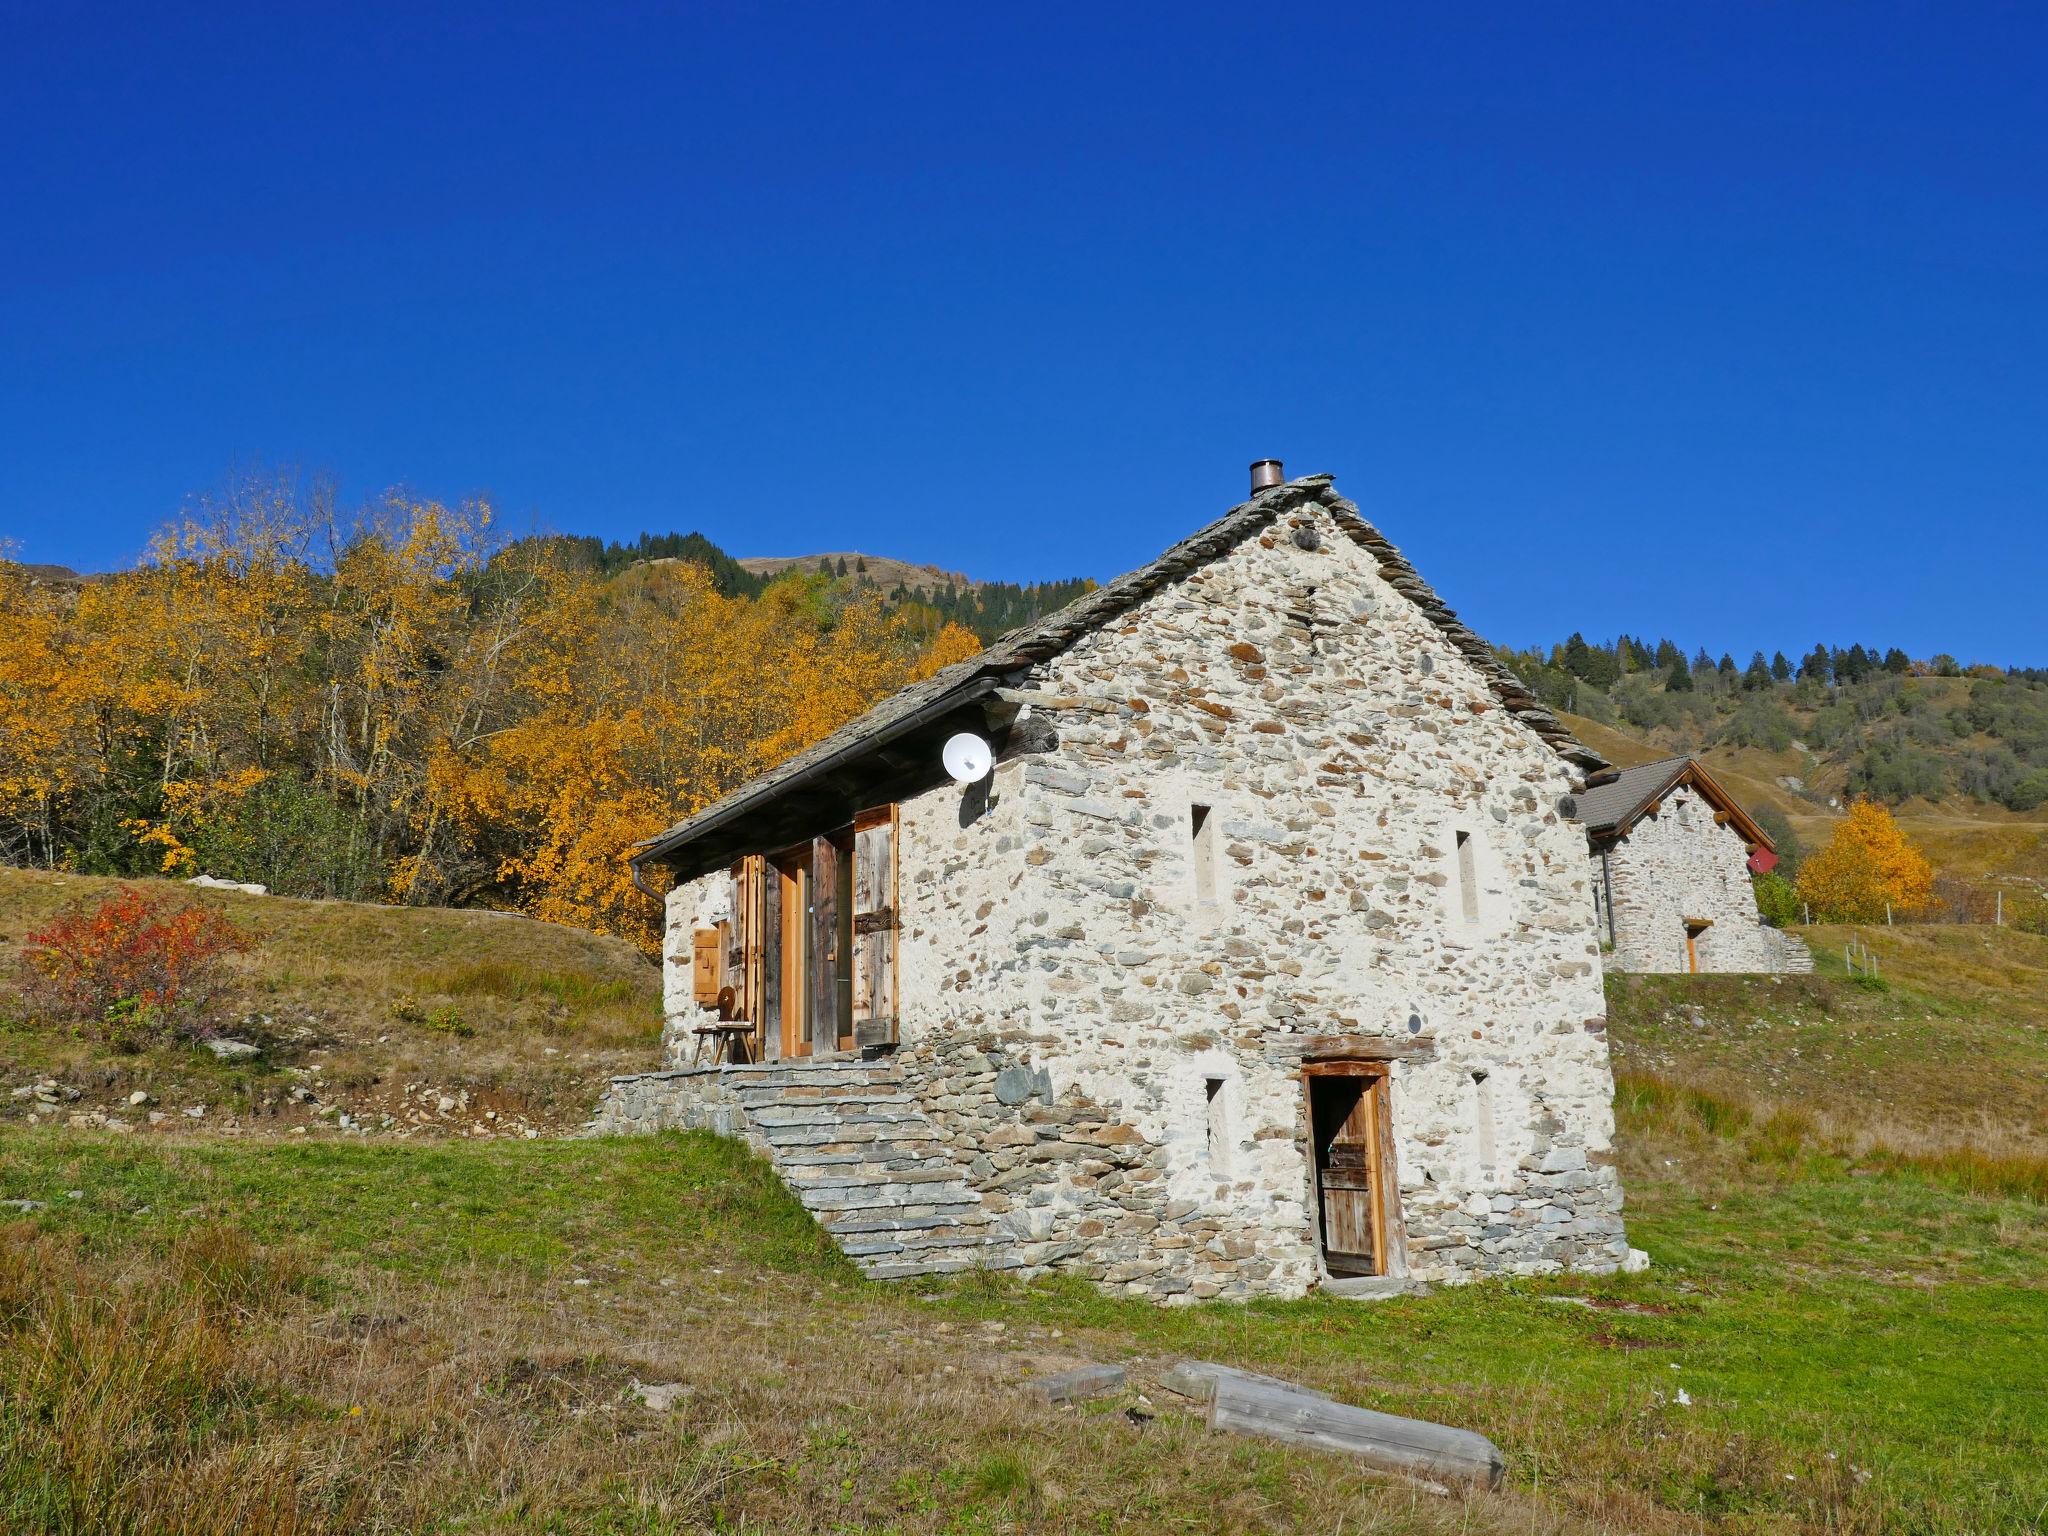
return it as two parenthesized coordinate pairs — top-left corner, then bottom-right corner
(716, 1061), (1025, 1280)
(1768, 928), (1816, 974)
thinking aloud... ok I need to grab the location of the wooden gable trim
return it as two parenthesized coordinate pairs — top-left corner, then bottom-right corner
(1611, 760), (1773, 853)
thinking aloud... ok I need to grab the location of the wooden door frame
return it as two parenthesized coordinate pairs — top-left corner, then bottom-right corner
(770, 846), (810, 1060)
(1683, 916), (1712, 975)
(1301, 1060), (1407, 1280)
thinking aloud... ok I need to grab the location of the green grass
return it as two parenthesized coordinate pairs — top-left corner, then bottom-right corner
(0, 1129), (838, 1282)
(1, 1103), (2043, 1534)
(2, 864), (2043, 1531)
(1604, 932), (2048, 1159)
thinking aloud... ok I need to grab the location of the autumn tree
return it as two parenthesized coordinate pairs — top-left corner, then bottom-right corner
(1795, 799), (1936, 922)
(0, 476), (996, 950)
(0, 558), (96, 865)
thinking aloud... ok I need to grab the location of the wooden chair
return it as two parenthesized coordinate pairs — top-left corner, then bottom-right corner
(689, 987), (755, 1066)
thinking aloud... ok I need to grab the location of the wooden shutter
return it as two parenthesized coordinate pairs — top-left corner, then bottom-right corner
(851, 806), (899, 1048)
(691, 928), (720, 1007)
(808, 835), (840, 1055)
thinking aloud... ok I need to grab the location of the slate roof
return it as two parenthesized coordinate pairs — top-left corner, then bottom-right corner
(1571, 754), (1775, 850)
(1571, 757), (1697, 834)
(632, 473), (1607, 875)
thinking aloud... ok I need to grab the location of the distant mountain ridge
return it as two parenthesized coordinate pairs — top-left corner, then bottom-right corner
(538, 530), (1092, 643)
(738, 553), (981, 592)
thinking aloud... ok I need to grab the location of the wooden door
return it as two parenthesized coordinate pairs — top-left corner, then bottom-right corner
(1309, 1073), (1387, 1276)
(850, 808), (898, 1048)
(809, 834), (843, 1055)
(774, 851), (809, 1059)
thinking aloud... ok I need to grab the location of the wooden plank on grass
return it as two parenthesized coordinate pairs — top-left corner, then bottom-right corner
(1206, 1374), (1505, 1492)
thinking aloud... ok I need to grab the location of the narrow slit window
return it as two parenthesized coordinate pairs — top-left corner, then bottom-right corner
(1471, 1068), (1497, 1179)
(1205, 1077), (1229, 1173)
(1191, 803), (1216, 905)
(1455, 830), (1480, 924)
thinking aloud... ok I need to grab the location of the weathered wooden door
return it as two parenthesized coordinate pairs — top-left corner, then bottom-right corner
(850, 808), (898, 1049)
(1309, 1072), (1388, 1276)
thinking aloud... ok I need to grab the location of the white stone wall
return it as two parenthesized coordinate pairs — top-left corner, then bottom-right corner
(642, 494), (1631, 1299)
(1600, 789), (1782, 973)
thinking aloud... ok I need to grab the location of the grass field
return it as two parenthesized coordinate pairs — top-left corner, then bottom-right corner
(0, 866), (662, 1139)
(0, 871), (2043, 1533)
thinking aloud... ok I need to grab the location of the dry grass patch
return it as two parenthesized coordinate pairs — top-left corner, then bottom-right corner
(0, 867), (661, 1140)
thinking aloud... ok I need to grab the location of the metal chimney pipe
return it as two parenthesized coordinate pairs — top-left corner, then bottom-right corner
(1249, 459), (1284, 494)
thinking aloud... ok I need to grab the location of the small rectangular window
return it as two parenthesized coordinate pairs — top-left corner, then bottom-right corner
(1191, 803), (1216, 905)
(1205, 1076), (1229, 1173)
(1456, 830), (1480, 924)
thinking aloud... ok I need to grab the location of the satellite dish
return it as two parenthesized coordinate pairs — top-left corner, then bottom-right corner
(943, 732), (993, 784)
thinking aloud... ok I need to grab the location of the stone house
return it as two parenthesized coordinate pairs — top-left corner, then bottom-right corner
(1573, 755), (1804, 974)
(595, 468), (1637, 1302)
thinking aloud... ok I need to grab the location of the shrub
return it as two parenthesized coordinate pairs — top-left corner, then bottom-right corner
(1753, 870), (1800, 927)
(16, 885), (252, 1046)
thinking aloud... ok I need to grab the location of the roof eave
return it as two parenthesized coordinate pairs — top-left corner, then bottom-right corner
(630, 673), (1003, 876)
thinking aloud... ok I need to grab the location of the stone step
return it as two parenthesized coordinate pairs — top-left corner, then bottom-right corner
(781, 1166), (964, 1191)
(749, 1105), (925, 1130)
(757, 1124), (941, 1150)
(771, 1144), (954, 1168)
(783, 1162), (962, 1186)
(820, 1208), (998, 1236)
(733, 1090), (916, 1109)
(722, 1068), (901, 1090)
(859, 1249), (1028, 1279)
(835, 1228), (1013, 1258)
(797, 1183), (984, 1213)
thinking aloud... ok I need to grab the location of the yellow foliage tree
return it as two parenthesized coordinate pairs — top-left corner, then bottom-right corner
(1795, 799), (1936, 922)
(0, 477), (1005, 950)
(0, 559), (96, 864)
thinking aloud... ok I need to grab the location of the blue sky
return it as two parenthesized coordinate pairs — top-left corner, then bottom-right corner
(3, 3), (2044, 662)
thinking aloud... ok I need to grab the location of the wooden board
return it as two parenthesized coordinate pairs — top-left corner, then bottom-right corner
(1300, 1034), (1435, 1063)
(851, 807), (898, 1046)
(760, 863), (782, 1060)
(1206, 1374), (1505, 1492)
(809, 834), (840, 1055)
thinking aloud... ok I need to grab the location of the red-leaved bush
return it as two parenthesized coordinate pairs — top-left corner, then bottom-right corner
(17, 885), (253, 1046)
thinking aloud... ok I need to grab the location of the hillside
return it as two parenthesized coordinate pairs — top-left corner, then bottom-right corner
(0, 865), (2042, 1531)
(738, 549), (1096, 643)
(740, 551), (978, 591)
(0, 868), (660, 1139)
(1507, 638), (2048, 823)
